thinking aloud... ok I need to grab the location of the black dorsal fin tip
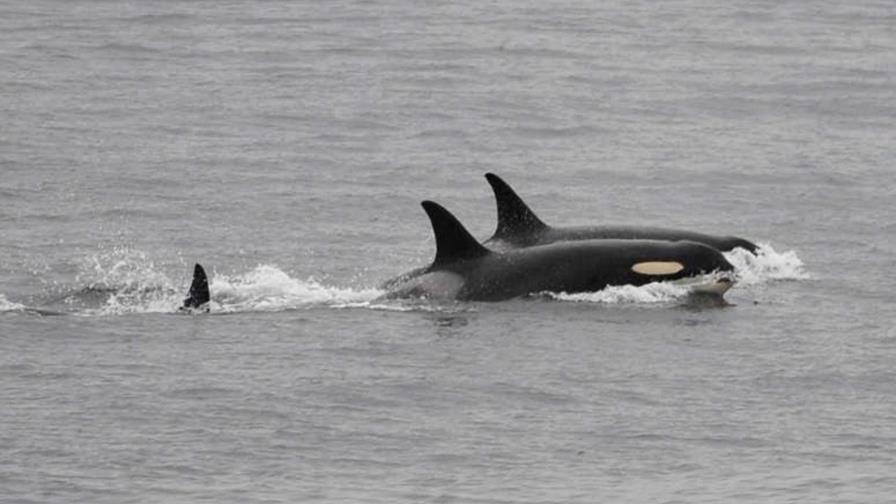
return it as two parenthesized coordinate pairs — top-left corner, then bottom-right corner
(421, 201), (490, 268)
(183, 263), (210, 308)
(484, 173), (547, 239)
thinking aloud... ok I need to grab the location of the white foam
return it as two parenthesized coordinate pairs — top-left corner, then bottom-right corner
(549, 243), (807, 305)
(209, 265), (382, 313)
(44, 242), (810, 315)
(724, 243), (809, 285)
(332, 301), (449, 312)
(0, 293), (26, 312)
(79, 247), (175, 294)
(76, 247), (179, 315)
(549, 281), (692, 304)
(73, 248), (385, 315)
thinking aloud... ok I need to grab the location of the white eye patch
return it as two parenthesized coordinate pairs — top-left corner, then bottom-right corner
(631, 261), (685, 275)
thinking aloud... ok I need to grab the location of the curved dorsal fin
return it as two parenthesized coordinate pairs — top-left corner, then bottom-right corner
(485, 173), (548, 239)
(421, 201), (490, 268)
(183, 263), (210, 308)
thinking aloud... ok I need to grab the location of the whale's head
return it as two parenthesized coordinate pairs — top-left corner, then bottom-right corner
(666, 241), (737, 294)
(716, 236), (758, 254)
(685, 241), (736, 277)
(629, 241), (735, 285)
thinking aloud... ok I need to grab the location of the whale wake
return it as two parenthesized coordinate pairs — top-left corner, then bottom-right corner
(0, 243), (806, 316)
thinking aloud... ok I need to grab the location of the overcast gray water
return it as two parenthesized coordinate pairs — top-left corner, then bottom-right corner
(2, 1), (895, 502)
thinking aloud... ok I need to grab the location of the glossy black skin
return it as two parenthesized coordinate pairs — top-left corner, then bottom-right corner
(485, 225), (758, 254)
(180, 263), (210, 311)
(382, 175), (756, 291)
(391, 239), (735, 302)
(380, 229), (749, 292)
(483, 172), (759, 254)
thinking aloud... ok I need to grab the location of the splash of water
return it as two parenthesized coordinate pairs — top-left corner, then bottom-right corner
(549, 281), (693, 304)
(72, 247), (180, 315)
(78, 247), (175, 294)
(549, 244), (807, 305)
(0, 293), (26, 313)
(724, 243), (809, 285)
(84, 254), (383, 315)
(31, 242), (808, 315)
(209, 265), (382, 313)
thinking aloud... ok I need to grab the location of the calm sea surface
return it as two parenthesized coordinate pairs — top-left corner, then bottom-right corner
(2, 1), (895, 502)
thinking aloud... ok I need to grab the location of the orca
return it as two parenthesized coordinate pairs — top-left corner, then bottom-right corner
(180, 263), (210, 312)
(385, 201), (736, 302)
(3, 264), (212, 316)
(484, 173), (758, 253)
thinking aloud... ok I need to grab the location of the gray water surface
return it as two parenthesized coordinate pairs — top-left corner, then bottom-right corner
(2, 1), (895, 502)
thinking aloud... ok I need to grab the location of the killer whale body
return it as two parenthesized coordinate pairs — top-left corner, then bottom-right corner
(484, 173), (758, 254)
(385, 201), (735, 302)
(380, 174), (756, 291)
(181, 263), (210, 312)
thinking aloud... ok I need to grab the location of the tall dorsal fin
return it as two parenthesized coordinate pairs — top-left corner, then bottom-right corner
(182, 263), (210, 309)
(485, 173), (548, 239)
(421, 200), (490, 268)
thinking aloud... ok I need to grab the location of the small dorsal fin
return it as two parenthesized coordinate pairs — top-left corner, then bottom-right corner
(485, 173), (548, 239)
(182, 263), (210, 309)
(421, 201), (490, 268)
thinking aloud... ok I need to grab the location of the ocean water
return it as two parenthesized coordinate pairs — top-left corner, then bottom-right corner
(1, 1), (894, 502)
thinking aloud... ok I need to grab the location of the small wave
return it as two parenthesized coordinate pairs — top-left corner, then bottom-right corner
(549, 243), (807, 304)
(548, 281), (692, 304)
(74, 248), (178, 315)
(19, 242), (807, 316)
(79, 248), (174, 293)
(332, 299), (473, 313)
(724, 243), (809, 285)
(0, 294), (26, 313)
(209, 265), (382, 313)
(70, 247), (385, 316)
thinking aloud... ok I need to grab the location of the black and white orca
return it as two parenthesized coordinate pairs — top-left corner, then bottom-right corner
(385, 201), (736, 302)
(484, 173), (758, 253)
